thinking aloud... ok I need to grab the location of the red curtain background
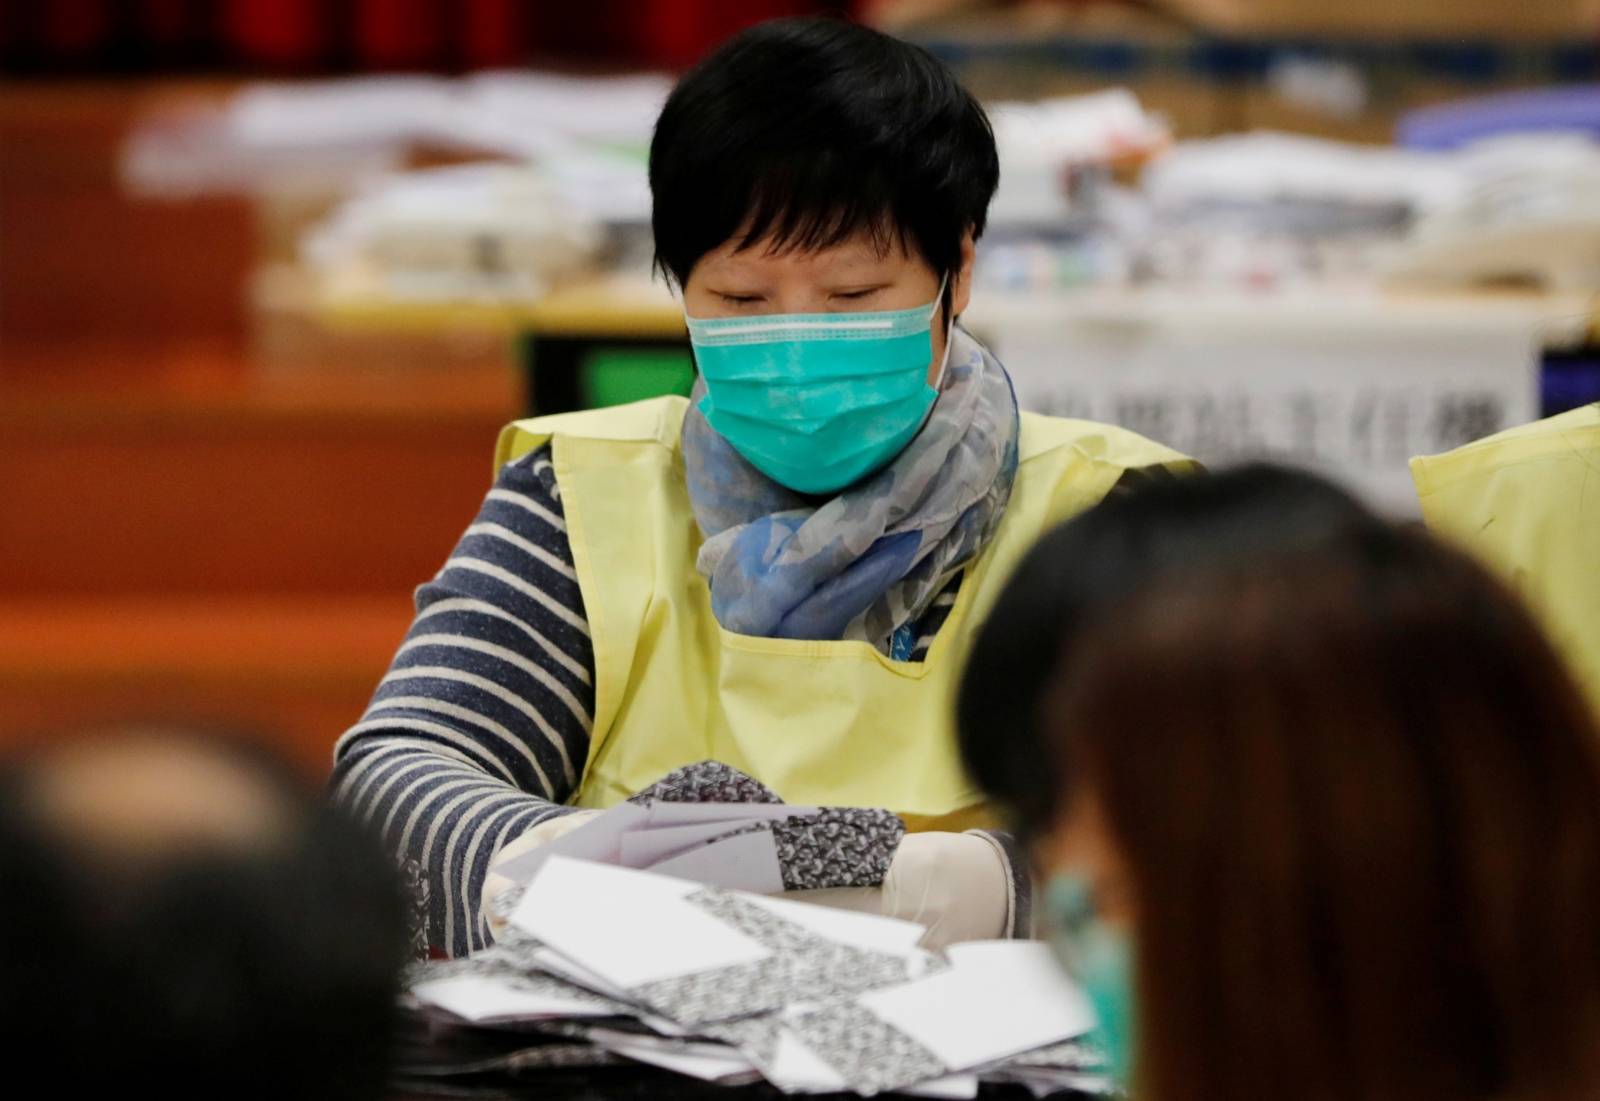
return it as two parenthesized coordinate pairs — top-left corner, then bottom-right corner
(1, 0), (860, 74)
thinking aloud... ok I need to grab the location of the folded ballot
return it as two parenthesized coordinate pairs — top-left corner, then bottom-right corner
(494, 761), (906, 895)
(407, 854), (1111, 1098)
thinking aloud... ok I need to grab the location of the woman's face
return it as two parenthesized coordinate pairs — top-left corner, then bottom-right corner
(681, 229), (976, 386)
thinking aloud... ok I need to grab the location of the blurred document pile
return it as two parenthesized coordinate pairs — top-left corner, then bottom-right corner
(1140, 131), (1462, 290)
(980, 87), (1600, 295)
(403, 855), (1108, 1098)
(978, 90), (1170, 292)
(123, 74), (671, 305)
(124, 73), (667, 209)
(1143, 87), (1600, 293)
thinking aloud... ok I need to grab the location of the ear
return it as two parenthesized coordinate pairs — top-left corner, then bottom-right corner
(950, 229), (977, 319)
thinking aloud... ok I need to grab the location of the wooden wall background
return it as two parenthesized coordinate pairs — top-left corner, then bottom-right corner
(0, 82), (520, 775)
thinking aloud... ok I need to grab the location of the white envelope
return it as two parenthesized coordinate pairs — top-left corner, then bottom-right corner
(411, 974), (617, 1023)
(496, 801), (814, 885)
(585, 1026), (759, 1083)
(745, 893), (929, 959)
(529, 945), (639, 1005)
(856, 941), (1097, 1073)
(510, 856), (771, 989)
(619, 819), (768, 867)
(762, 1028), (849, 1093)
(647, 829), (787, 894)
(645, 802), (813, 826)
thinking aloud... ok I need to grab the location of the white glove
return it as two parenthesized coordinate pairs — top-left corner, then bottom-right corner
(480, 809), (602, 935)
(789, 830), (1012, 951)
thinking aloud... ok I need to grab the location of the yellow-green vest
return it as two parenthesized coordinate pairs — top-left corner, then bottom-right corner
(1412, 403), (1600, 717)
(496, 396), (1193, 832)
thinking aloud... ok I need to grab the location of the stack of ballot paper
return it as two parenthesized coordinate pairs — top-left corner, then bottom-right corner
(406, 855), (1113, 1098)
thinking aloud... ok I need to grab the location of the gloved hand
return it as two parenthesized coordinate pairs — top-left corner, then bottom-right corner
(480, 809), (602, 935)
(789, 830), (1012, 951)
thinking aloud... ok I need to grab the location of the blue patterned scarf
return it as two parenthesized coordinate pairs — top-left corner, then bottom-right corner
(682, 327), (1020, 652)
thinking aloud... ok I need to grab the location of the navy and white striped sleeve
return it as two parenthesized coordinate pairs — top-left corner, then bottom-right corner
(331, 445), (594, 957)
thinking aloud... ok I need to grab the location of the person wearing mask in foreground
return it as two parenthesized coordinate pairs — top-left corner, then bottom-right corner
(967, 466), (1600, 1099)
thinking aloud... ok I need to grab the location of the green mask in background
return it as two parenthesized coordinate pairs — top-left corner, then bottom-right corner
(1045, 873), (1137, 1088)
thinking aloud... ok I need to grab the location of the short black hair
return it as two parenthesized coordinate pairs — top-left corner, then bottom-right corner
(650, 17), (999, 289)
(956, 465), (1372, 846)
(0, 733), (410, 1099)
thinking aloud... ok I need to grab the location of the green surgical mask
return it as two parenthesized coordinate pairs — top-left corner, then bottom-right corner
(685, 279), (949, 496)
(1046, 873), (1137, 1088)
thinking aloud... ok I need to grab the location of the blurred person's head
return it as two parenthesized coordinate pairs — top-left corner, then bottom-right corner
(1033, 479), (1600, 1100)
(0, 728), (409, 1099)
(651, 16), (998, 379)
(958, 464), (1371, 845)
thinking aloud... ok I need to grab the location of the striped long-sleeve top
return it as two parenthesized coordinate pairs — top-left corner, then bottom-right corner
(332, 448), (594, 957)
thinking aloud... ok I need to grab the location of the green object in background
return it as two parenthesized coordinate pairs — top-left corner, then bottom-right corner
(581, 347), (696, 409)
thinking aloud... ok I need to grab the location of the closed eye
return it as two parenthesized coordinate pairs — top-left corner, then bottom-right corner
(833, 287), (884, 301)
(718, 293), (763, 306)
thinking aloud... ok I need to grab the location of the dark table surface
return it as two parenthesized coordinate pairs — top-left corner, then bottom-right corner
(395, 1069), (1082, 1100)
(393, 1016), (1093, 1100)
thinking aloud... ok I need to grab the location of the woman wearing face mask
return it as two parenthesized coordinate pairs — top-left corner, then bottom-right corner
(970, 468), (1600, 1099)
(332, 17), (1193, 959)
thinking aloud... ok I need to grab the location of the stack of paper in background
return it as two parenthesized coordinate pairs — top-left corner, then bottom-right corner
(282, 74), (670, 305)
(121, 73), (672, 309)
(299, 163), (605, 304)
(405, 855), (1108, 1098)
(1389, 87), (1600, 292)
(976, 90), (1170, 293)
(121, 73), (669, 207)
(1386, 133), (1600, 292)
(1138, 131), (1466, 291)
